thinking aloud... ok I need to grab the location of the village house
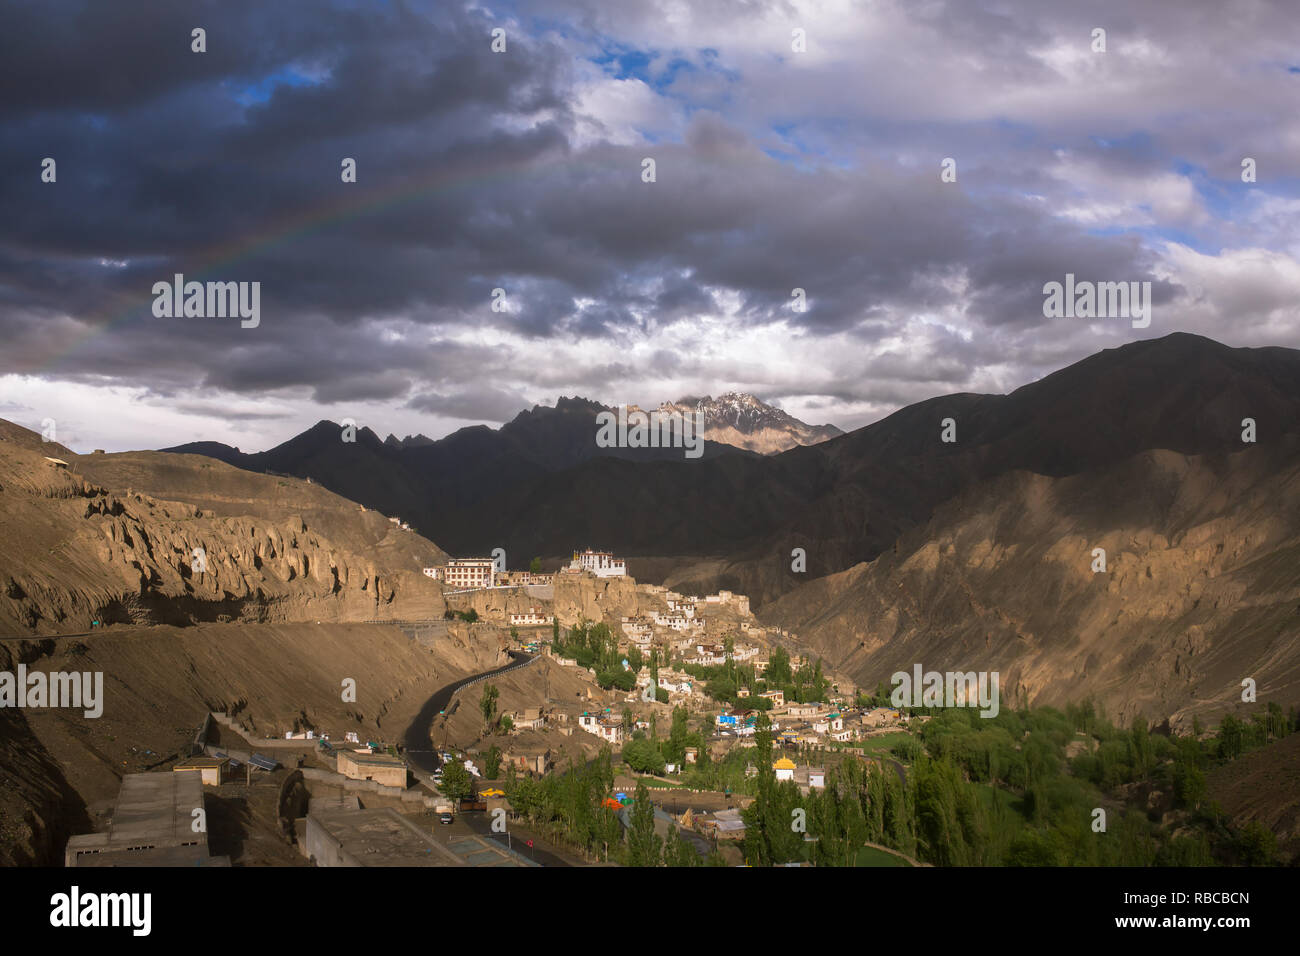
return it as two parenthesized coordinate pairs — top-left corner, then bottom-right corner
(716, 709), (757, 735)
(658, 674), (693, 695)
(337, 751), (407, 789)
(760, 689), (785, 708)
(665, 598), (696, 619)
(622, 616), (654, 639)
(505, 746), (551, 775)
(808, 768), (826, 790)
(510, 708), (545, 731)
(173, 756), (228, 786)
(546, 647), (578, 667)
(863, 707), (903, 728)
(509, 607), (551, 626)
(495, 570), (555, 587)
(578, 712), (624, 745)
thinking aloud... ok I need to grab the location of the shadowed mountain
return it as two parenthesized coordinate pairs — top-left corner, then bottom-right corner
(759, 434), (1300, 728)
(164, 334), (1300, 606)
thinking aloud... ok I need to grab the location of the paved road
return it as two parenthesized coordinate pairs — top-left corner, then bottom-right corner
(399, 650), (590, 866)
(401, 650), (536, 773)
(450, 810), (579, 867)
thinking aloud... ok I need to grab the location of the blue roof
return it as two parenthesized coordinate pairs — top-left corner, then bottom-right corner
(248, 754), (279, 771)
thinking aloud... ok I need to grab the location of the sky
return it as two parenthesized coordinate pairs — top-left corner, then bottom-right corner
(1, 0), (1298, 453)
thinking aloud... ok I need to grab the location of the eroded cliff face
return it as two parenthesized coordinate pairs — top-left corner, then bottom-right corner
(0, 421), (447, 634)
(550, 572), (644, 625)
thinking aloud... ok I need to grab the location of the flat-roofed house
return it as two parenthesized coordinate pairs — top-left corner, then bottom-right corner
(172, 756), (229, 786)
(336, 750), (408, 789)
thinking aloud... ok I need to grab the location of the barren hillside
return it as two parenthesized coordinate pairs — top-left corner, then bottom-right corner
(761, 438), (1300, 729)
(0, 620), (507, 865)
(0, 418), (449, 634)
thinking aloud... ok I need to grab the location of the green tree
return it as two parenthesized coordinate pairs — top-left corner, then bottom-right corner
(766, 647), (792, 686)
(529, 556), (542, 574)
(1236, 820), (1275, 866)
(1218, 714), (1244, 760)
(626, 782), (663, 866)
(440, 759), (474, 801)
(663, 826), (699, 867)
(485, 744), (502, 779)
(623, 737), (667, 775)
(480, 683), (499, 733)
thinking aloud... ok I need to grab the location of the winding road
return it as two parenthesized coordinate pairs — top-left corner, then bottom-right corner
(401, 649), (536, 773)
(399, 650), (586, 866)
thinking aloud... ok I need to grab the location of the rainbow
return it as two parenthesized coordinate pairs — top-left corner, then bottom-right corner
(34, 143), (586, 372)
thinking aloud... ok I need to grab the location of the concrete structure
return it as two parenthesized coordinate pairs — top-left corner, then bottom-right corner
(337, 750), (407, 789)
(172, 755), (228, 786)
(306, 806), (465, 867)
(65, 772), (229, 867)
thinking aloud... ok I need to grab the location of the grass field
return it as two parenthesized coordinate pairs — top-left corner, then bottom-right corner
(855, 845), (912, 867)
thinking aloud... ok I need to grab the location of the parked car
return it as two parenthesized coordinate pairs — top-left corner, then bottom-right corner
(439, 812), (454, 825)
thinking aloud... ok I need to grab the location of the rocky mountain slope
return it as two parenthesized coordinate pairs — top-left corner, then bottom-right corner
(0, 419), (449, 635)
(653, 392), (842, 454)
(760, 436), (1300, 728)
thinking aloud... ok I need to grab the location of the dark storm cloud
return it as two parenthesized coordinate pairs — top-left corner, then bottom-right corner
(1, 0), (1297, 443)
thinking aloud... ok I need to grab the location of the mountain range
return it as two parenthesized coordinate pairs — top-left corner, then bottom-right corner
(631, 392), (843, 454)
(162, 334), (1300, 610)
